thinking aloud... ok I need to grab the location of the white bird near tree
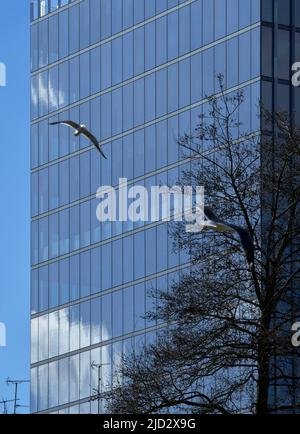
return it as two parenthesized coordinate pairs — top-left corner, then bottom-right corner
(203, 206), (254, 265)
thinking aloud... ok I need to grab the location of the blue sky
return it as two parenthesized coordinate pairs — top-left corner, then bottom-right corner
(0, 2), (30, 413)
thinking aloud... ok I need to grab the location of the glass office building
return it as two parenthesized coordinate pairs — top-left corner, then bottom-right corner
(30, 0), (261, 413)
(261, 0), (300, 413)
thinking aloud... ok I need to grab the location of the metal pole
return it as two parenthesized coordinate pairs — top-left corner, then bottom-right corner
(91, 362), (110, 413)
(0, 398), (18, 415)
(6, 379), (30, 414)
(98, 365), (101, 415)
(13, 383), (18, 414)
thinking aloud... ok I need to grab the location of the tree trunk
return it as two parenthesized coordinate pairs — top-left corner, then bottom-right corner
(256, 311), (271, 414)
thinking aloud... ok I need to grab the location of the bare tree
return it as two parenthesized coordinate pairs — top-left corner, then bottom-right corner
(105, 77), (300, 414)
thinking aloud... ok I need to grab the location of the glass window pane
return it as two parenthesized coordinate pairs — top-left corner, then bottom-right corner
(123, 236), (133, 283)
(39, 169), (49, 214)
(31, 23), (38, 71)
(91, 247), (101, 294)
(70, 205), (80, 252)
(70, 355), (80, 402)
(91, 47), (101, 93)
(31, 76), (38, 120)
(59, 62), (69, 109)
(112, 239), (122, 287)
(102, 294), (112, 341)
(59, 307), (69, 354)
(38, 19), (48, 68)
(39, 217), (49, 262)
(80, 351), (91, 399)
(101, 244), (112, 291)
(59, 258), (69, 305)
(80, 300), (91, 348)
(70, 155), (80, 202)
(70, 304), (80, 352)
(59, 208), (69, 255)
(39, 121), (48, 166)
(31, 220), (39, 265)
(134, 284), (145, 331)
(49, 311), (59, 358)
(59, 160), (70, 206)
(156, 17), (167, 65)
(59, 358), (69, 405)
(38, 314), (48, 361)
(101, 0), (112, 39)
(123, 0), (133, 29)
(113, 290), (123, 338)
(239, 32), (251, 83)
(80, 52), (90, 99)
(69, 4), (80, 54)
(70, 255), (80, 301)
(123, 286), (134, 334)
(31, 318), (38, 364)
(227, 0), (238, 34)
(31, 124), (39, 169)
(80, 201), (91, 248)
(134, 232), (145, 280)
(80, 251), (91, 297)
(31, 172), (39, 217)
(49, 164), (59, 210)
(91, 198), (101, 244)
(90, 0), (100, 44)
(49, 14), (59, 63)
(80, 0), (90, 49)
(80, 152), (91, 198)
(91, 297), (101, 344)
(277, 29), (290, 80)
(70, 57), (79, 104)
(179, 5), (190, 55)
(49, 361), (59, 408)
(49, 262), (59, 308)
(31, 269), (39, 314)
(59, 10), (69, 58)
(124, 33), (134, 81)
(38, 364), (48, 411)
(39, 265), (48, 312)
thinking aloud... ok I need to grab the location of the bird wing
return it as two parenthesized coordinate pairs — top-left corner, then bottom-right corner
(204, 206), (254, 264)
(204, 206), (224, 224)
(49, 120), (81, 130)
(230, 225), (254, 265)
(82, 129), (107, 159)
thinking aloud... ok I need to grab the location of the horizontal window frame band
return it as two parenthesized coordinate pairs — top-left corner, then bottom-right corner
(31, 0), (82, 24)
(30, 75), (261, 174)
(31, 323), (168, 413)
(31, 239), (245, 369)
(31, 262), (191, 318)
(31, 320), (169, 369)
(35, 396), (91, 414)
(30, 131), (260, 271)
(31, 0), (198, 72)
(31, 156), (198, 221)
(32, 230), (239, 318)
(30, 21), (260, 123)
(31, 0), (196, 29)
(31, 0), (200, 68)
(31, 130), (260, 222)
(31, 207), (189, 268)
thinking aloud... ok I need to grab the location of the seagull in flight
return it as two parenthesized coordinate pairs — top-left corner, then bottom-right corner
(50, 120), (107, 159)
(204, 206), (254, 265)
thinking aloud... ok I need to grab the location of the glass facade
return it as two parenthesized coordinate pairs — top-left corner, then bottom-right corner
(30, 0), (261, 413)
(261, 0), (300, 413)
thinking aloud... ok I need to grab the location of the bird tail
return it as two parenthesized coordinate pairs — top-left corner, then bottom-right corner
(97, 144), (107, 159)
